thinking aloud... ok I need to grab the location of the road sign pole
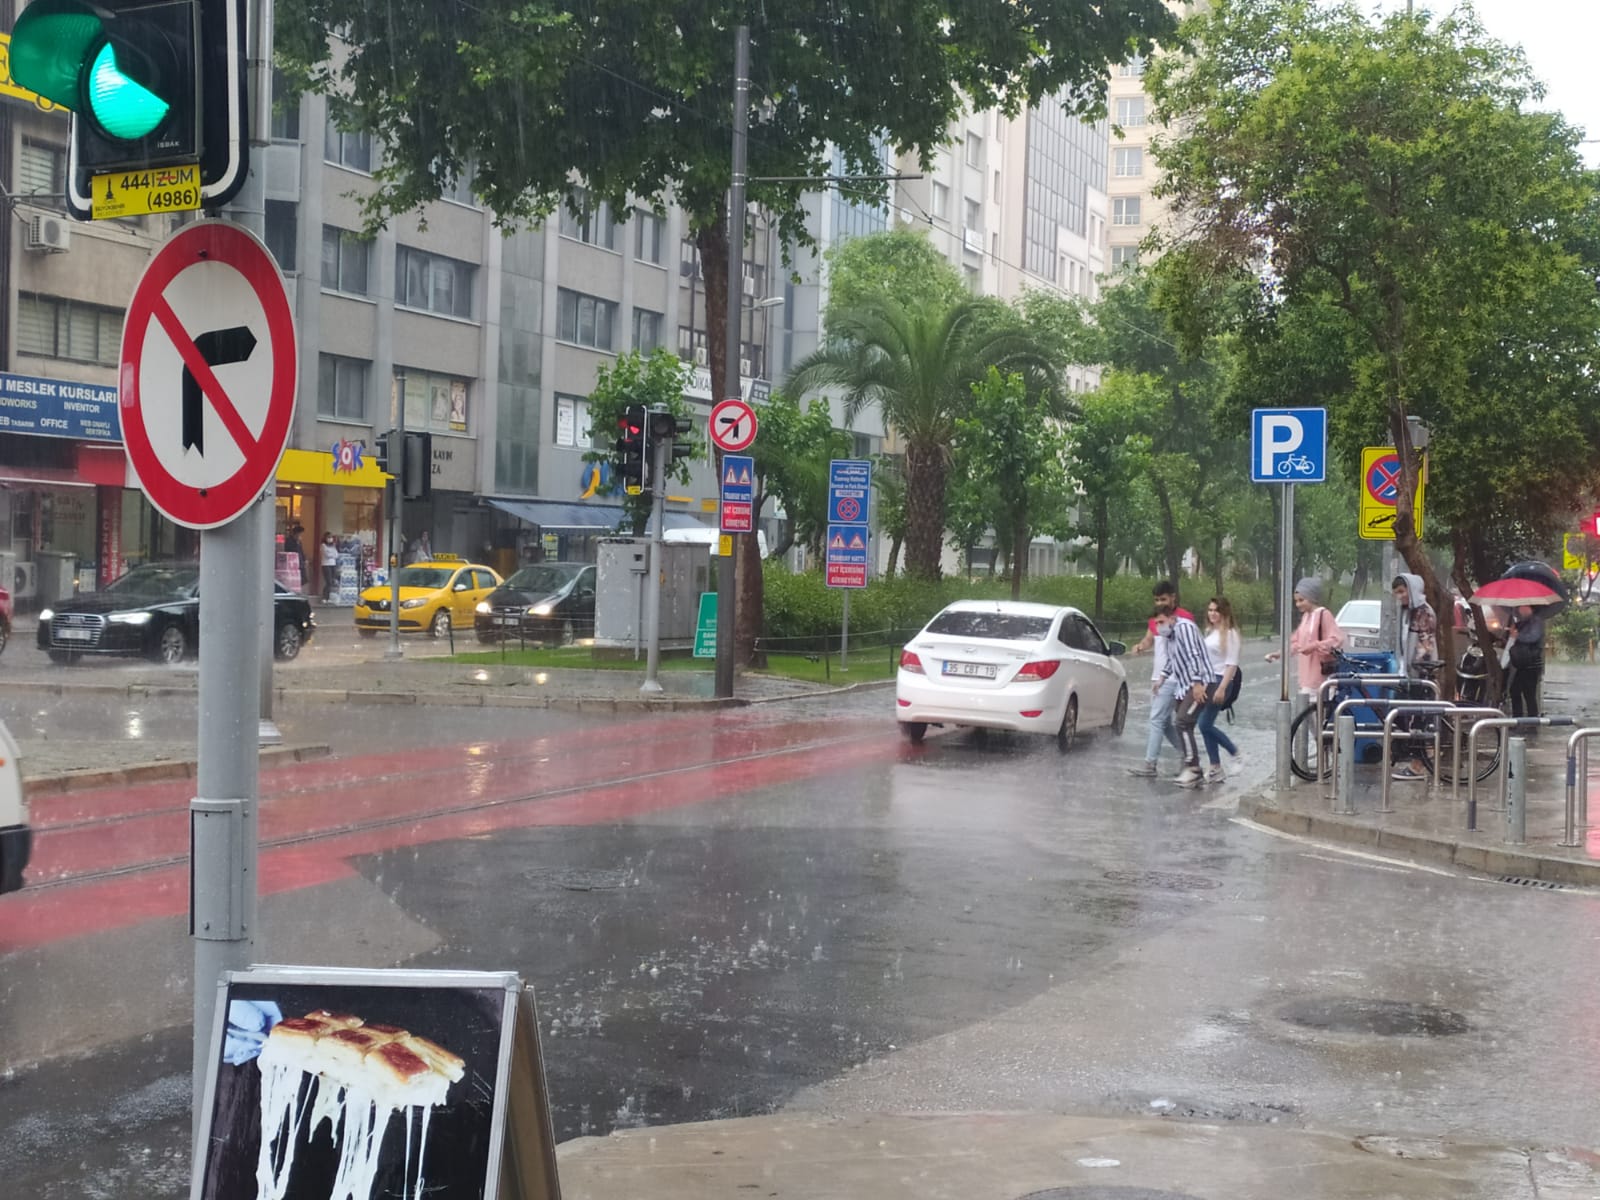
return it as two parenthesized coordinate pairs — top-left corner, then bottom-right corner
(1276, 481), (1295, 790)
(641, 435), (669, 695)
(193, 0), (274, 1136)
(387, 385), (406, 660)
(841, 590), (850, 672)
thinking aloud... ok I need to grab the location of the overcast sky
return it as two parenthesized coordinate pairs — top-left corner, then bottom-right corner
(1346, 1), (1600, 162)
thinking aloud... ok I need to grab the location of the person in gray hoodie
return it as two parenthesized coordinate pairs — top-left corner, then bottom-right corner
(1390, 572), (1438, 781)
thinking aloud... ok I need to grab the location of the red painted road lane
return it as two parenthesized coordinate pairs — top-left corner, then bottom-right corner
(0, 727), (900, 952)
(26, 716), (858, 885)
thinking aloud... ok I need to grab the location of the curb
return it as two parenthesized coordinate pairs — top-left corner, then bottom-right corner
(23, 742), (334, 796)
(1239, 794), (1600, 888)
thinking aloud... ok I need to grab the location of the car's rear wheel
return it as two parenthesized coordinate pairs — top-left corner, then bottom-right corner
(1056, 697), (1078, 754)
(430, 609), (451, 638)
(154, 624), (188, 665)
(900, 721), (927, 744)
(274, 621), (303, 661)
(1111, 684), (1129, 735)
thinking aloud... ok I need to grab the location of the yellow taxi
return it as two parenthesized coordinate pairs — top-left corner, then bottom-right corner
(354, 555), (503, 638)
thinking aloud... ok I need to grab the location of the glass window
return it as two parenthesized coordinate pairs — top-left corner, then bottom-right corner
(1113, 147), (1143, 178)
(632, 308), (662, 353)
(634, 210), (666, 263)
(320, 226), (370, 295)
(556, 288), (616, 351)
(325, 115), (373, 171)
(270, 69), (301, 140)
(19, 140), (64, 197)
(559, 190), (619, 250)
(265, 200), (297, 271)
(317, 354), (369, 421)
(1118, 55), (1146, 78)
(924, 610), (1052, 641)
(395, 246), (475, 319)
(1115, 97), (1146, 128)
(442, 164), (476, 205)
(965, 132), (983, 167)
(1113, 197), (1142, 226)
(396, 368), (471, 433)
(931, 181), (949, 220)
(554, 393), (596, 447)
(17, 294), (123, 365)
(963, 197), (981, 230)
(1111, 245), (1139, 269)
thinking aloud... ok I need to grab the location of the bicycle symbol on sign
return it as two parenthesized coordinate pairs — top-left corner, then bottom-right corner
(1276, 453), (1318, 477)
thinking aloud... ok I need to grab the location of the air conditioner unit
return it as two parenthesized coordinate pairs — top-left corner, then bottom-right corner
(26, 213), (70, 253)
(739, 358), (753, 377)
(12, 560), (37, 599)
(693, 346), (708, 367)
(741, 273), (756, 296)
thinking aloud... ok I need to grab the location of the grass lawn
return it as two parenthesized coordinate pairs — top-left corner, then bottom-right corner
(450, 643), (900, 684)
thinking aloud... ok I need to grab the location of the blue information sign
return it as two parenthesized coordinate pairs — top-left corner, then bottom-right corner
(719, 453), (754, 533)
(826, 459), (872, 589)
(1250, 407), (1326, 483)
(0, 371), (120, 442)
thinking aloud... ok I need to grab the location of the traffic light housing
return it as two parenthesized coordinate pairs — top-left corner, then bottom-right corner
(372, 432), (391, 474)
(613, 404), (648, 494)
(649, 409), (695, 467)
(9, 0), (247, 220)
(402, 432), (432, 501)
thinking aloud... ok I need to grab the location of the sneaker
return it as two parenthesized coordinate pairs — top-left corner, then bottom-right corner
(1205, 765), (1226, 784)
(1126, 762), (1158, 778)
(1391, 764), (1428, 781)
(1174, 765), (1203, 786)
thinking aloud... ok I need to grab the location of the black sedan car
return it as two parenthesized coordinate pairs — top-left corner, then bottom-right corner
(473, 562), (596, 644)
(38, 562), (316, 665)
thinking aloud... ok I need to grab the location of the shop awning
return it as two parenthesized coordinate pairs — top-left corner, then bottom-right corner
(488, 498), (708, 533)
(277, 446), (391, 488)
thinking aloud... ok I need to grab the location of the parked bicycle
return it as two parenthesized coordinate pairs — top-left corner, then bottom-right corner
(1287, 648), (1500, 783)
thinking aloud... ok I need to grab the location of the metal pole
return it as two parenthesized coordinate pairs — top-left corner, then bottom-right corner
(387, 374), (406, 659)
(1275, 481), (1294, 789)
(258, 499), (280, 744)
(194, 0), (271, 1131)
(640, 433), (668, 695)
(713, 23), (750, 701)
(841, 589), (850, 672)
(1336, 713), (1355, 815)
(1506, 736), (1527, 845)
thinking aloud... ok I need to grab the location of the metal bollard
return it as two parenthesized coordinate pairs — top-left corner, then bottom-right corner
(1506, 736), (1527, 845)
(1336, 713), (1355, 815)
(1561, 728), (1600, 847)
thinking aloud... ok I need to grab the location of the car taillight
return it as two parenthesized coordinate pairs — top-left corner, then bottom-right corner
(899, 650), (924, 674)
(1015, 660), (1060, 682)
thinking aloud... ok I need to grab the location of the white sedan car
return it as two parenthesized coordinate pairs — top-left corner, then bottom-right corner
(1335, 598), (1384, 651)
(896, 600), (1129, 751)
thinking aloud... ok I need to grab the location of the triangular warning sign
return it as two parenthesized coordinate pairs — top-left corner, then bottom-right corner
(849, 533), (866, 549)
(739, 467), (752, 485)
(829, 533), (846, 549)
(724, 465), (738, 485)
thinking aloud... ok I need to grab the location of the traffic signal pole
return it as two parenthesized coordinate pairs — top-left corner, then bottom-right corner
(641, 433), (669, 695)
(190, 0), (271, 1134)
(714, 23), (750, 700)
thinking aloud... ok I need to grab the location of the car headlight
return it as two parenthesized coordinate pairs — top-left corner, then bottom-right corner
(400, 597), (428, 609)
(38, 607), (52, 622)
(108, 611), (153, 625)
(475, 601), (492, 614)
(529, 603), (554, 616)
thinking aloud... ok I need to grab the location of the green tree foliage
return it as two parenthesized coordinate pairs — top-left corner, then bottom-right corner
(1064, 373), (1153, 620)
(1149, 0), (1600, 686)
(953, 369), (1075, 598)
(749, 391), (852, 560)
(583, 350), (698, 535)
(824, 229), (967, 332)
(787, 296), (1057, 580)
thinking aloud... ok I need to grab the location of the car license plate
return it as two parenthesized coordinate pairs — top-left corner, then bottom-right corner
(496, 616), (520, 626)
(942, 660), (997, 679)
(57, 629), (92, 642)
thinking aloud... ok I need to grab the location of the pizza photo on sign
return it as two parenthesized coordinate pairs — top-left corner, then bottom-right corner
(196, 979), (509, 1200)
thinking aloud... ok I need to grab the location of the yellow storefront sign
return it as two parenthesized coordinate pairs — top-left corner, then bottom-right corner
(276, 447), (391, 489)
(1358, 445), (1426, 541)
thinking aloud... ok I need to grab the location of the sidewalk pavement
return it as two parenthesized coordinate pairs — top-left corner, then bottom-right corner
(552, 1110), (1598, 1199)
(1242, 660), (1600, 887)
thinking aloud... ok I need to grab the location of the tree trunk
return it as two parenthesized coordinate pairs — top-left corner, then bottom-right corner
(1152, 480), (1181, 583)
(1389, 408), (1453, 697)
(903, 441), (947, 580)
(1094, 497), (1108, 622)
(887, 537), (901, 579)
(1011, 514), (1029, 600)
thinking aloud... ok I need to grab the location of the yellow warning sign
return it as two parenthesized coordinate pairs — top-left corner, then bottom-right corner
(1359, 445), (1426, 541)
(90, 164), (202, 221)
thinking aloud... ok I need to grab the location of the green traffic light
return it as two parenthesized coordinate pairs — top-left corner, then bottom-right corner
(87, 41), (169, 140)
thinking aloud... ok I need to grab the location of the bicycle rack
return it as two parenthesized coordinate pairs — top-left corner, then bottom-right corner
(1378, 702), (1463, 813)
(1560, 728), (1600, 847)
(1466, 715), (1578, 833)
(1441, 706), (1512, 807)
(1323, 691), (1441, 808)
(1316, 678), (1439, 803)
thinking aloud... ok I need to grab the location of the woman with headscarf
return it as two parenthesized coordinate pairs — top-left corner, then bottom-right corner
(1265, 577), (1344, 707)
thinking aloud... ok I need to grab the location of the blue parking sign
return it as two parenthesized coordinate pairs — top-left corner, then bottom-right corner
(1251, 408), (1327, 483)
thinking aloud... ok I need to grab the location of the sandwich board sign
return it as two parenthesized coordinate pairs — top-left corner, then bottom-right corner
(192, 966), (560, 1200)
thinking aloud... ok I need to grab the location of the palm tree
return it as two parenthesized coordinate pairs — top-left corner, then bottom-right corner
(787, 296), (1057, 581)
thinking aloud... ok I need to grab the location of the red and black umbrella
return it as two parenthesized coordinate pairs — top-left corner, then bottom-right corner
(1469, 577), (1565, 608)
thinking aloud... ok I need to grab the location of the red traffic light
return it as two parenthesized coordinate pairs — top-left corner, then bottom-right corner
(1590, 511), (1600, 538)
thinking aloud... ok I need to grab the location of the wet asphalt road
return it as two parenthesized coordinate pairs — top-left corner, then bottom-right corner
(5, 673), (1600, 1195)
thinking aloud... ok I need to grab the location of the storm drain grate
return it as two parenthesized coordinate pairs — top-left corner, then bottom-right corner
(1018, 1190), (1205, 1200)
(1496, 875), (1566, 890)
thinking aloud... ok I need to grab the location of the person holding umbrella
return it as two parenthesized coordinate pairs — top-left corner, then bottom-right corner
(1505, 605), (1546, 719)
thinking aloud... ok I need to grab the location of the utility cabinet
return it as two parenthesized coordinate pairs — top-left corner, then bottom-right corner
(594, 538), (710, 648)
